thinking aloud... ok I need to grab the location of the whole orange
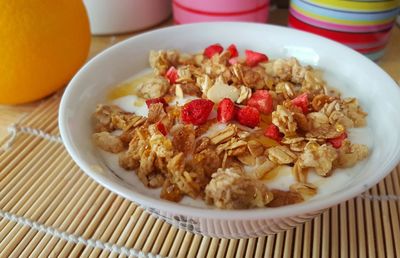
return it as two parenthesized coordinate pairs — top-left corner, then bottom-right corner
(0, 0), (91, 104)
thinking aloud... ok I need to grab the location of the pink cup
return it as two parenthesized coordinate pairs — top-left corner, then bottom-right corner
(173, 0), (270, 24)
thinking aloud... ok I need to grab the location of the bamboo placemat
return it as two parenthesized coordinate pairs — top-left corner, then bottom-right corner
(0, 95), (400, 258)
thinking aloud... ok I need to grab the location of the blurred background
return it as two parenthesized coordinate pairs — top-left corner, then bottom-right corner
(84, 0), (399, 61)
(1, 0), (398, 105)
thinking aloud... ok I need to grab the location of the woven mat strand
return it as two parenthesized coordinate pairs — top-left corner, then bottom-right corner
(0, 96), (400, 258)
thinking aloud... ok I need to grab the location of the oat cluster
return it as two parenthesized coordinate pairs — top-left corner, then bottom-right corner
(92, 45), (369, 209)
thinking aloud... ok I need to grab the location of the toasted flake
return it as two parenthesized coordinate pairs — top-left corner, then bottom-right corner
(118, 151), (140, 170)
(282, 137), (305, 144)
(247, 140), (264, 156)
(237, 152), (256, 166)
(267, 189), (304, 207)
(236, 85), (252, 104)
(268, 146), (297, 164)
(147, 103), (166, 124)
(195, 137), (211, 153)
(237, 130), (250, 139)
(160, 179), (183, 202)
(292, 160), (308, 182)
(124, 116), (147, 131)
(272, 105), (298, 137)
(149, 50), (179, 75)
(311, 94), (333, 111)
(335, 140), (368, 168)
(275, 81), (295, 99)
(242, 66), (266, 89)
(290, 182), (317, 196)
(176, 65), (193, 83)
(136, 76), (169, 99)
(341, 98), (367, 127)
(92, 132), (125, 153)
(137, 149), (157, 186)
(167, 153), (201, 198)
(149, 129), (173, 159)
(252, 158), (277, 179)
(298, 141), (338, 176)
(170, 124), (195, 155)
(231, 64), (244, 83)
(94, 104), (124, 132)
(306, 111), (342, 139)
(180, 83), (202, 97)
(216, 138), (247, 155)
(197, 74), (213, 95)
(209, 124), (237, 145)
(205, 168), (273, 209)
(192, 148), (221, 177)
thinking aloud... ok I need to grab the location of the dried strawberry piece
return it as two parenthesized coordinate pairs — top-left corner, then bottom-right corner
(227, 44), (238, 58)
(233, 105), (241, 118)
(247, 90), (273, 114)
(291, 93), (309, 113)
(145, 97), (168, 108)
(264, 124), (283, 142)
(236, 106), (260, 128)
(204, 43), (223, 59)
(328, 132), (348, 149)
(245, 50), (269, 67)
(217, 98), (235, 123)
(156, 121), (168, 136)
(181, 99), (214, 125)
(165, 66), (178, 84)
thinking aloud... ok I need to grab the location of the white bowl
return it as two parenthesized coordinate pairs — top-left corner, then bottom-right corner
(59, 22), (400, 238)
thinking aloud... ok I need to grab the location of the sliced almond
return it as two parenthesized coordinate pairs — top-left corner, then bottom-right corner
(175, 84), (184, 99)
(206, 76), (240, 103)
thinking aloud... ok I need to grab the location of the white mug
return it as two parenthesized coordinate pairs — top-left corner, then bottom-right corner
(83, 0), (172, 35)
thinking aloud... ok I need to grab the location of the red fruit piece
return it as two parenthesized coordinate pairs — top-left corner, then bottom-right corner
(247, 90), (273, 114)
(217, 98), (235, 123)
(165, 66), (178, 84)
(328, 132), (348, 149)
(236, 106), (260, 128)
(245, 49), (269, 67)
(181, 99), (214, 125)
(204, 43), (223, 59)
(145, 97), (168, 108)
(264, 124), (283, 142)
(227, 44), (238, 58)
(291, 93), (309, 113)
(156, 121), (168, 136)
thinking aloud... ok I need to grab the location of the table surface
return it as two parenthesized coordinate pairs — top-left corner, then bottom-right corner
(0, 10), (399, 142)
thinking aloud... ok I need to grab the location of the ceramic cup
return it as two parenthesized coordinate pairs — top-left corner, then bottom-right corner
(83, 0), (172, 35)
(289, 0), (400, 60)
(173, 0), (270, 24)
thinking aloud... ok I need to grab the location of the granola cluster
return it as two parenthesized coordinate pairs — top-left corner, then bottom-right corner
(92, 44), (369, 209)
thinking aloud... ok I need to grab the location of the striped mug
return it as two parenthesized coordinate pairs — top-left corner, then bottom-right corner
(289, 0), (400, 60)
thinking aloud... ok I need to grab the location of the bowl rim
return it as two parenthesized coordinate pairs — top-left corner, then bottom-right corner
(59, 22), (400, 220)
